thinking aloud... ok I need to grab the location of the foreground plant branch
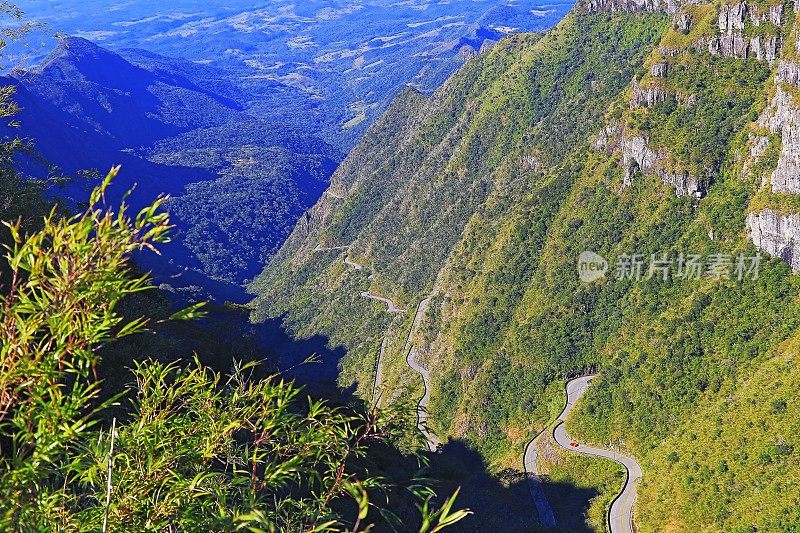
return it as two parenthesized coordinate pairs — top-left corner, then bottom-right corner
(0, 168), (469, 532)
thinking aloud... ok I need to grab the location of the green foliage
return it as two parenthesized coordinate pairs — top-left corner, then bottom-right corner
(0, 173), (469, 531)
(659, 4), (717, 50)
(0, 167), (173, 525)
(627, 53), (770, 179)
(249, 4), (800, 531)
(636, 350), (800, 531)
(70, 358), (462, 532)
(168, 145), (336, 283)
(250, 13), (670, 462)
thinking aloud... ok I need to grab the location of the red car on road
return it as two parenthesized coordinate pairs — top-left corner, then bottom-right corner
(569, 441), (579, 447)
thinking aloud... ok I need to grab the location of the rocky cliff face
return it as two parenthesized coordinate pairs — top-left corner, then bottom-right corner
(747, 209), (800, 270)
(590, 0), (788, 198)
(596, 123), (706, 196)
(762, 87), (800, 193)
(651, 0), (788, 62)
(777, 58), (800, 86)
(630, 79), (670, 107)
(704, 2), (783, 61)
(596, 124), (657, 184)
(742, 0), (800, 268)
(650, 61), (669, 76)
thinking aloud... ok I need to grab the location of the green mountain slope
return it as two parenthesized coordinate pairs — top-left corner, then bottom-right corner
(251, 0), (800, 530)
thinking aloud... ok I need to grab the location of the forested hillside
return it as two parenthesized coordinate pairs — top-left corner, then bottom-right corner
(251, 0), (800, 529)
(0, 167), (475, 531)
(2, 37), (339, 298)
(7, 0), (575, 301)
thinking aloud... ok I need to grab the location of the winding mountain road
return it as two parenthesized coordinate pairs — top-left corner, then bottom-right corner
(406, 346), (441, 451)
(360, 291), (406, 314)
(554, 376), (643, 533)
(523, 432), (557, 528)
(349, 257), (405, 314)
(316, 244), (436, 449)
(313, 243), (348, 252)
(401, 298), (441, 451)
(341, 255), (392, 405)
(315, 241), (637, 528)
(371, 337), (387, 405)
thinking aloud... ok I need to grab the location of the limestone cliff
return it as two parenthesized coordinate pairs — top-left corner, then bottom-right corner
(744, 0), (800, 267)
(747, 208), (800, 270)
(705, 2), (783, 61)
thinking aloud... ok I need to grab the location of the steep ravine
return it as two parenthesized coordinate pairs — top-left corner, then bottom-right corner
(341, 251), (441, 450)
(252, 0), (800, 529)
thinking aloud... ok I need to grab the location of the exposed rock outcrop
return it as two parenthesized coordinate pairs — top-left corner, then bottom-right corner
(702, 2), (782, 62)
(630, 80), (669, 107)
(777, 59), (800, 87)
(675, 11), (692, 33)
(458, 45), (478, 61)
(750, 134), (769, 161)
(479, 39), (498, 54)
(747, 209), (800, 271)
(521, 154), (543, 172)
(659, 45), (682, 56)
(596, 124), (705, 196)
(751, 35), (781, 61)
(297, 191), (338, 242)
(771, 3), (784, 24)
(749, 3), (784, 26)
(596, 125), (659, 188)
(743, 25), (800, 268)
(758, 87), (800, 193)
(650, 61), (669, 77)
(744, 133), (771, 181)
(619, 134), (660, 187)
(719, 2), (747, 33)
(704, 32), (748, 58)
(676, 92), (698, 106)
(660, 170), (704, 196)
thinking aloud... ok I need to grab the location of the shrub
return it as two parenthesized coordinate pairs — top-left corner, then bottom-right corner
(0, 169), (469, 532)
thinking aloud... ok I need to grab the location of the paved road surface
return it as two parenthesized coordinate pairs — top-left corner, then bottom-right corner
(523, 432), (557, 528)
(361, 291), (406, 314)
(312, 239), (637, 530)
(401, 298), (430, 354)
(342, 254), (387, 406)
(407, 346), (441, 451)
(371, 337), (387, 405)
(322, 249), (435, 450)
(313, 243), (348, 252)
(553, 376), (643, 533)
(402, 298), (440, 451)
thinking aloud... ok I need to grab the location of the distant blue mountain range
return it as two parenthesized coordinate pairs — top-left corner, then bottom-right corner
(4, 1), (573, 301)
(16, 1), (573, 150)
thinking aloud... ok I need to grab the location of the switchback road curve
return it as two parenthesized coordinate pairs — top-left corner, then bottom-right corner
(553, 376), (643, 533)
